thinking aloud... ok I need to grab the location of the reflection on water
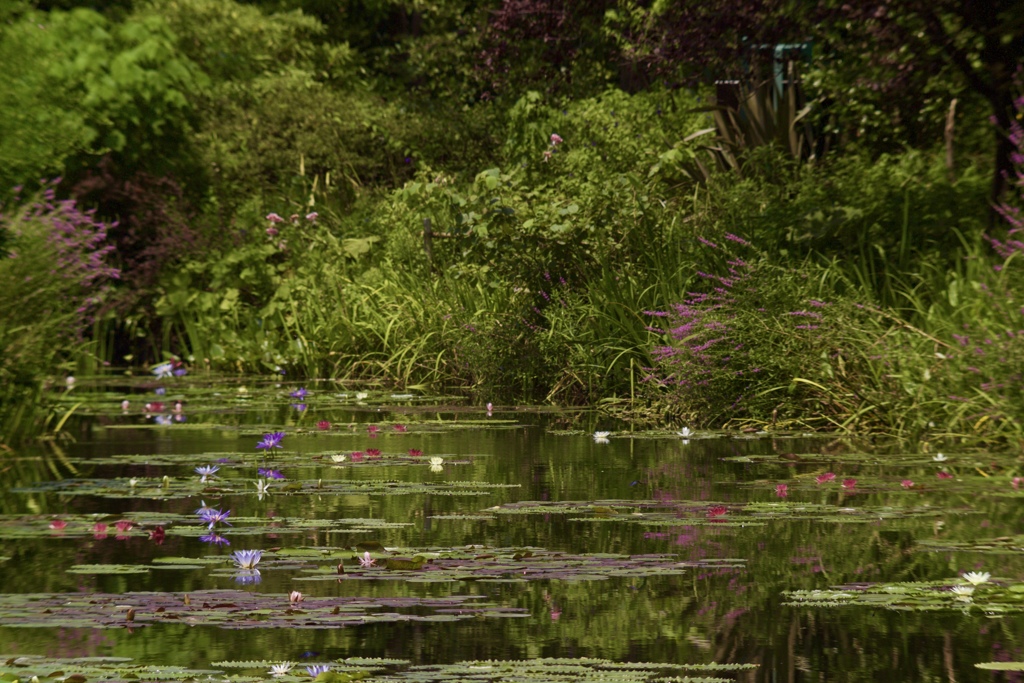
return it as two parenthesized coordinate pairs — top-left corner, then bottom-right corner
(0, 379), (1022, 681)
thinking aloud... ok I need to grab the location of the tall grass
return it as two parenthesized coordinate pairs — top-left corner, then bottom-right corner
(0, 184), (118, 444)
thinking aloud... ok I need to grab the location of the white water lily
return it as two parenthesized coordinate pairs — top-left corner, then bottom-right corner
(933, 453), (947, 462)
(593, 431), (611, 439)
(268, 662), (293, 676)
(330, 453), (347, 463)
(289, 590), (303, 604)
(129, 478), (138, 488)
(677, 427), (692, 438)
(429, 456), (444, 473)
(950, 586), (975, 596)
(962, 571), (991, 585)
(356, 391), (369, 400)
(255, 479), (271, 499)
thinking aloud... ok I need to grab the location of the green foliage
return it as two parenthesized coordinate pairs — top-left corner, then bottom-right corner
(706, 149), (990, 308)
(0, 7), (207, 191)
(144, 0), (337, 82)
(0, 189), (118, 443)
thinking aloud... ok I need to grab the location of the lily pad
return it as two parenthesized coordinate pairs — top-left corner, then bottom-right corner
(485, 500), (955, 526)
(14, 477), (520, 500)
(0, 655), (221, 682)
(0, 591), (524, 629)
(291, 545), (744, 584)
(66, 564), (151, 574)
(784, 578), (1024, 614)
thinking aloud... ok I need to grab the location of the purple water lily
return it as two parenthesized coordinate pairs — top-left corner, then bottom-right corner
(256, 432), (285, 450)
(231, 549), (263, 570)
(306, 665), (330, 677)
(200, 532), (230, 545)
(194, 465), (219, 482)
(258, 468), (285, 480)
(234, 570), (261, 585)
(289, 387), (308, 399)
(199, 508), (232, 529)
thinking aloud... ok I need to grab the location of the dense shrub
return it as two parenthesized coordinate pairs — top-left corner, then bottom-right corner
(0, 183), (119, 440)
(0, 7), (206, 192)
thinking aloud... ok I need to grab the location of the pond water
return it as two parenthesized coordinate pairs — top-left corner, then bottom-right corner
(2, 375), (1023, 682)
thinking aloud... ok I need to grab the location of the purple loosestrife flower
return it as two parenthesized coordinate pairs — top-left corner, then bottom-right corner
(257, 431), (285, 450)
(266, 213), (284, 223)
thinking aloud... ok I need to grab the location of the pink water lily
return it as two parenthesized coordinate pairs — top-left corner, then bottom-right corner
(359, 552), (376, 568)
(901, 479), (915, 488)
(815, 472), (835, 484)
(775, 484), (788, 498)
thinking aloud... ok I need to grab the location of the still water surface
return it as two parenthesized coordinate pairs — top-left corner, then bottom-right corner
(1, 378), (1022, 682)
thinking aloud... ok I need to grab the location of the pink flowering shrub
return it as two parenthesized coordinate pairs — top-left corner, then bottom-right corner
(644, 233), (854, 426)
(1, 181), (119, 380)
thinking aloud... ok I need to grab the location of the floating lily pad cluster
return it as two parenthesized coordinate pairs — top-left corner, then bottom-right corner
(68, 449), (488, 468)
(14, 478), (519, 500)
(0, 591), (524, 629)
(484, 500), (953, 526)
(916, 536), (1024, 555)
(784, 577), (1024, 614)
(0, 655), (223, 682)
(0, 513), (411, 540)
(290, 545), (746, 584)
(0, 656), (757, 683)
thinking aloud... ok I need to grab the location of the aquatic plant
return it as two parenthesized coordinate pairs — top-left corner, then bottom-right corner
(256, 431), (285, 450)
(257, 468), (285, 479)
(199, 508), (232, 529)
(231, 549), (263, 570)
(962, 571), (991, 585)
(269, 662), (294, 676)
(194, 464), (219, 482)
